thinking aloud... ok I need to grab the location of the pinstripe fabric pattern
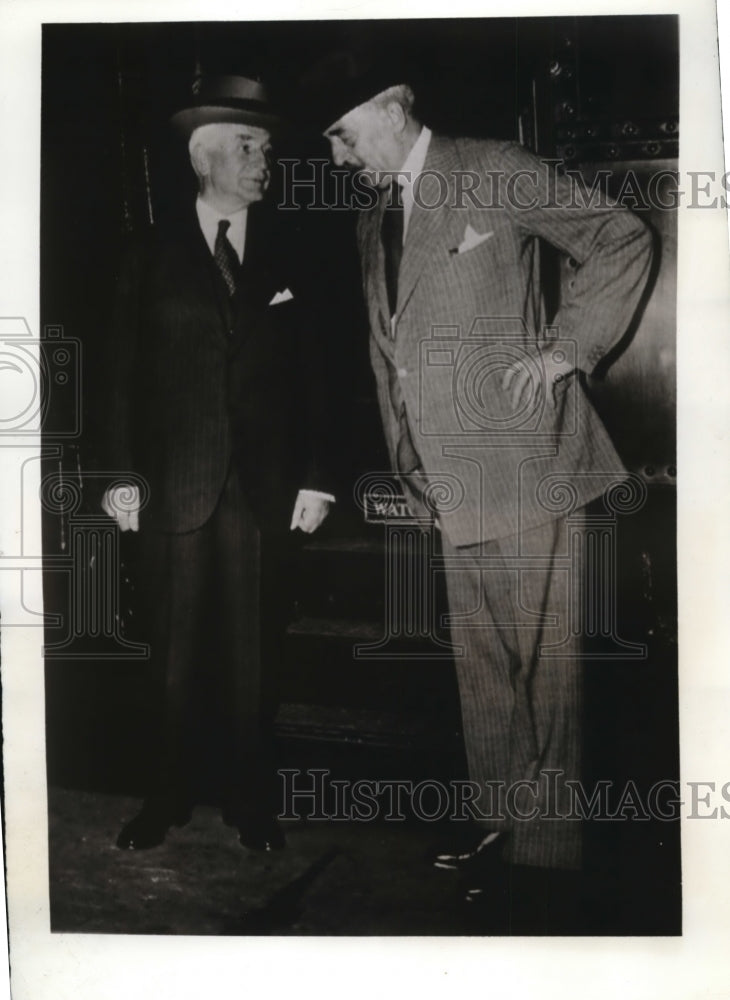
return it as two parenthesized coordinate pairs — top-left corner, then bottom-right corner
(356, 135), (653, 869)
(441, 515), (583, 870)
(358, 135), (653, 547)
(147, 468), (275, 815)
(106, 214), (232, 533)
(106, 200), (327, 819)
(107, 202), (330, 534)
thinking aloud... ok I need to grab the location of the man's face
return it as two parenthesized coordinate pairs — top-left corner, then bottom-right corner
(324, 103), (402, 183)
(199, 123), (272, 208)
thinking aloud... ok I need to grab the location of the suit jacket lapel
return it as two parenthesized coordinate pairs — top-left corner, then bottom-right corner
(237, 202), (282, 309)
(175, 201), (282, 346)
(230, 200), (292, 350)
(396, 135), (462, 319)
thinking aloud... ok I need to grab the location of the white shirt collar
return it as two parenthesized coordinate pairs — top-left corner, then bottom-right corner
(195, 196), (248, 263)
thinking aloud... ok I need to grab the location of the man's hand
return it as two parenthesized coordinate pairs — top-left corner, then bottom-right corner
(290, 491), (331, 534)
(101, 483), (140, 532)
(501, 344), (575, 414)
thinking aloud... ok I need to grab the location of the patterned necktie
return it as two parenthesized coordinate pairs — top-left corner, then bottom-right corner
(214, 218), (239, 296)
(381, 180), (404, 318)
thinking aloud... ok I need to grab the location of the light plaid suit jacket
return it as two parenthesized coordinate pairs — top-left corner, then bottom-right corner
(357, 134), (653, 546)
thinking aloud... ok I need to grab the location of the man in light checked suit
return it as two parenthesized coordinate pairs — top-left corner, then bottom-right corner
(303, 52), (653, 893)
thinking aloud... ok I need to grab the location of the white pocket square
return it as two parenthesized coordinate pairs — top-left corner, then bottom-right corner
(269, 288), (294, 305)
(452, 225), (494, 254)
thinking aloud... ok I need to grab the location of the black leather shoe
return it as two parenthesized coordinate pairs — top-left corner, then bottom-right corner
(237, 816), (286, 852)
(116, 801), (192, 850)
(433, 830), (504, 871)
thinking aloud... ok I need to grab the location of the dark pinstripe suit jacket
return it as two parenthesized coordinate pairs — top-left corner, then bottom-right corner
(358, 134), (653, 546)
(107, 200), (332, 535)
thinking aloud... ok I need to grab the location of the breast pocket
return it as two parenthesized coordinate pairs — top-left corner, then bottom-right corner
(448, 235), (497, 269)
(428, 239), (497, 306)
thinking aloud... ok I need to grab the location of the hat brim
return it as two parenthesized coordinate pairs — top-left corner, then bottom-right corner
(171, 103), (282, 136)
(298, 47), (413, 135)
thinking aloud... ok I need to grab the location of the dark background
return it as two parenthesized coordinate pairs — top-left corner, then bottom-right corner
(41, 17), (680, 934)
(42, 16), (678, 476)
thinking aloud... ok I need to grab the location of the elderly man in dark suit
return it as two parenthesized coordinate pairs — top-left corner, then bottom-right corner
(303, 53), (652, 895)
(102, 76), (333, 852)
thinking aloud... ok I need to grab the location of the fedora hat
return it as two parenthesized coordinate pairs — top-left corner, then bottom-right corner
(298, 48), (416, 134)
(171, 75), (281, 135)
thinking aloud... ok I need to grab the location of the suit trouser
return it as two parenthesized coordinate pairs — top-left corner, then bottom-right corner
(142, 469), (282, 821)
(440, 511), (584, 870)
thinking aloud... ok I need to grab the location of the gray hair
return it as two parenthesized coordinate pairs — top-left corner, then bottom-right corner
(188, 123), (229, 181)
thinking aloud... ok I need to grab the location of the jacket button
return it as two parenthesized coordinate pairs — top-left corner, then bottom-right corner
(397, 368), (408, 378)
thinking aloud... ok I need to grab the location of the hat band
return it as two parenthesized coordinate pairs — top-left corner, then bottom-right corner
(195, 74), (268, 103)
